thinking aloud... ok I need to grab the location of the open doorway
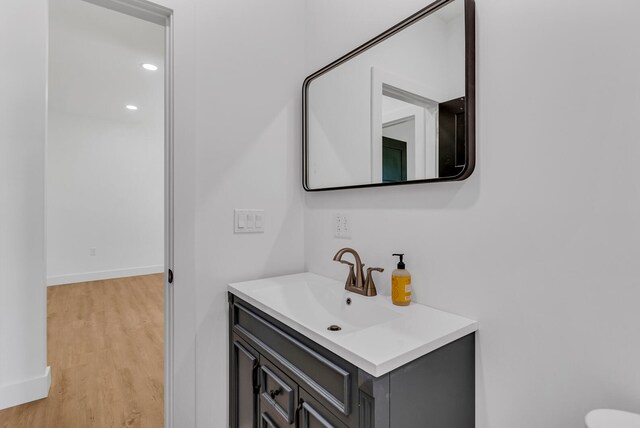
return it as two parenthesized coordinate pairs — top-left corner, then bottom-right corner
(0, 0), (174, 426)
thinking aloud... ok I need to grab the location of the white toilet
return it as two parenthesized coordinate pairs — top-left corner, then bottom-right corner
(586, 409), (640, 428)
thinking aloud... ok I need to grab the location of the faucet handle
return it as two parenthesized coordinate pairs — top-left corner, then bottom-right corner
(335, 260), (356, 288)
(364, 267), (384, 297)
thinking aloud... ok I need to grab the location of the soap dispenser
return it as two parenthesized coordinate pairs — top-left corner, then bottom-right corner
(391, 253), (411, 306)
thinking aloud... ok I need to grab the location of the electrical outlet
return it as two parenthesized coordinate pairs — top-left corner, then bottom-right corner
(341, 213), (351, 238)
(89, 247), (96, 256)
(333, 212), (351, 239)
(334, 213), (342, 238)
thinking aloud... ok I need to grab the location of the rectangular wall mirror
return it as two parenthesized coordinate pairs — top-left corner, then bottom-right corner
(303, 0), (475, 191)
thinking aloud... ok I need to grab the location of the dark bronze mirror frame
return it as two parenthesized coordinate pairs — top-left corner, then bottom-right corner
(302, 0), (476, 192)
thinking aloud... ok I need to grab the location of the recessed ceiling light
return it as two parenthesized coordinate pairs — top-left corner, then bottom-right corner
(126, 105), (138, 110)
(141, 63), (158, 71)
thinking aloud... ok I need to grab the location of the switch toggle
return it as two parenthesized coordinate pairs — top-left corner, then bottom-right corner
(238, 213), (246, 229)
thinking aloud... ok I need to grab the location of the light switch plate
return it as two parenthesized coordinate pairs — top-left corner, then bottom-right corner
(234, 209), (265, 233)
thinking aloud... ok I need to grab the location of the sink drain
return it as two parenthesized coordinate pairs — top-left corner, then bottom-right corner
(327, 325), (342, 332)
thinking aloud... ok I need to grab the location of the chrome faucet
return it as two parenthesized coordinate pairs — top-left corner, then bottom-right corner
(333, 248), (384, 297)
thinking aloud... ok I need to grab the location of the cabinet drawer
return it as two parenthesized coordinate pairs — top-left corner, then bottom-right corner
(260, 360), (297, 424)
(232, 300), (353, 418)
(299, 388), (348, 428)
(261, 412), (282, 428)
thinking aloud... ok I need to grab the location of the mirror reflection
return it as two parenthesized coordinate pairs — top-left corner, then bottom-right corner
(304, 0), (470, 190)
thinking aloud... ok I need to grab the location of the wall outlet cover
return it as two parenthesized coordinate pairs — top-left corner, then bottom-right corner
(333, 212), (351, 239)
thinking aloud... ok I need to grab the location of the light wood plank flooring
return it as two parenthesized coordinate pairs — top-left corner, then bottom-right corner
(0, 274), (164, 428)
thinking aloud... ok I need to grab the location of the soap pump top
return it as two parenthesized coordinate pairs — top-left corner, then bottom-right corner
(393, 253), (405, 269)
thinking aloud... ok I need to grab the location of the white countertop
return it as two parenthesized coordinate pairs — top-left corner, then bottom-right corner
(228, 272), (477, 377)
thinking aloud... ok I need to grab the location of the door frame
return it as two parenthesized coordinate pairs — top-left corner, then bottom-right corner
(80, 1), (175, 426)
(371, 67), (442, 183)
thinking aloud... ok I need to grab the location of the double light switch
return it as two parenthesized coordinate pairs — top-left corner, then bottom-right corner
(234, 209), (265, 233)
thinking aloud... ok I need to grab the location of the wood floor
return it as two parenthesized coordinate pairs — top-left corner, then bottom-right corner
(0, 274), (164, 428)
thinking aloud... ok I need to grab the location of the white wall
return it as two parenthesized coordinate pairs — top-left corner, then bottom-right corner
(0, 1), (50, 410)
(46, 110), (164, 285)
(47, 0), (165, 286)
(304, 0), (640, 427)
(192, 0), (306, 425)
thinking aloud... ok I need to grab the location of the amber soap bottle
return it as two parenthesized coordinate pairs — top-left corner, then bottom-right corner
(391, 253), (411, 306)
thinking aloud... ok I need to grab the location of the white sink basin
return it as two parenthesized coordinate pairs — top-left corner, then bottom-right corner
(240, 273), (400, 334)
(229, 272), (477, 377)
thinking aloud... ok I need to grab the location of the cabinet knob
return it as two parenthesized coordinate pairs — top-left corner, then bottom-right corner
(269, 389), (281, 399)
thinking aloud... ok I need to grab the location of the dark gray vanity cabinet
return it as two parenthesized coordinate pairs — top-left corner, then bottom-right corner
(229, 293), (475, 428)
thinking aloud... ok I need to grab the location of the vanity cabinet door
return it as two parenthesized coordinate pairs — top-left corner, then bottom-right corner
(298, 389), (348, 428)
(231, 337), (260, 428)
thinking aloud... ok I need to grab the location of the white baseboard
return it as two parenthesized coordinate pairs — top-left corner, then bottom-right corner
(0, 366), (51, 411)
(47, 265), (164, 286)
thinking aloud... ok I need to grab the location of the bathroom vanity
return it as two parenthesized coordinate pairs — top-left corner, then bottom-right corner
(228, 273), (477, 428)
(230, 0), (479, 423)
